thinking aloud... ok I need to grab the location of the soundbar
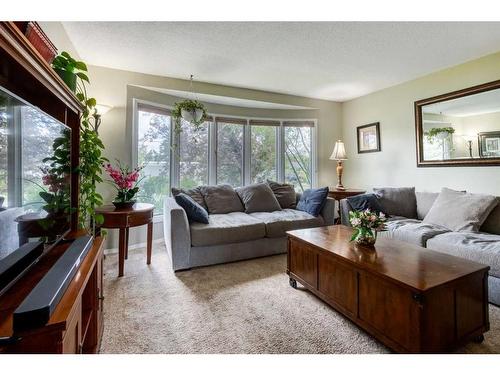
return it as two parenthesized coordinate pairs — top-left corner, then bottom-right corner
(13, 235), (94, 332)
(0, 241), (44, 297)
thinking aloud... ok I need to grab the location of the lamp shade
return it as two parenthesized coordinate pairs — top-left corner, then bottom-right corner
(330, 140), (347, 160)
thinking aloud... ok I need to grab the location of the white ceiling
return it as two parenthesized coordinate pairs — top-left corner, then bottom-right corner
(423, 89), (500, 117)
(62, 22), (500, 102)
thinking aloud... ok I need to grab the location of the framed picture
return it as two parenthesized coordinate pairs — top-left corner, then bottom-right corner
(479, 131), (500, 158)
(357, 122), (381, 153)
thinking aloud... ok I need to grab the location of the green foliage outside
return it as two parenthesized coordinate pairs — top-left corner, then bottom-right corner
(136, 111), (313, 214)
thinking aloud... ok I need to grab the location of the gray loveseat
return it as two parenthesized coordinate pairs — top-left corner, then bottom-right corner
(164, 192), (335, 271)
(340, 190), (500, 305)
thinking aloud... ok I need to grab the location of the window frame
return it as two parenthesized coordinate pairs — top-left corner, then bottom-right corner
(132, 98), (318, 216)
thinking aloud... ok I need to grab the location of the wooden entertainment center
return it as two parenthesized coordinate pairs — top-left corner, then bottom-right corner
(0, 22), (105, 353)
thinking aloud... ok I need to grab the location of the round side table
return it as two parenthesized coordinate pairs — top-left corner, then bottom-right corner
(95, 203), (154, 277)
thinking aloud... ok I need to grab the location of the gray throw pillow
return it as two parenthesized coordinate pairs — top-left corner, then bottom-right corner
(416, 192), (438, 220)
(199, 184), (244, 214)
(171, 187), (207, 211)
(480, 198), (500, 235)
(373, 187), (417, 219)
(236, 183), (282, 213)
(266, 180), (296, 209)
(423, 188), (497, 232)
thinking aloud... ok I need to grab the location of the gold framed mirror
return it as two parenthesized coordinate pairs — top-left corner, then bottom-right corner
(415, 79), (500, 167)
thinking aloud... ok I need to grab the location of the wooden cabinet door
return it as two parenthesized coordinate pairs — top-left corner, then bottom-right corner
(97, 252), (104, 341)
(318, 255), (357, 316)
(288, 239), (318, 288)
(62, 300), (82, 354)
(358, 273), (419, 351)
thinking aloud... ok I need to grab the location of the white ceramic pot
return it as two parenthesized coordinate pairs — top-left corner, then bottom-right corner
(181, 108), (204, 123)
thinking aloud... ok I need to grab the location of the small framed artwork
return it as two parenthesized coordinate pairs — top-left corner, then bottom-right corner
(357, 122), (381, 153)
(479, 131), (500, 158)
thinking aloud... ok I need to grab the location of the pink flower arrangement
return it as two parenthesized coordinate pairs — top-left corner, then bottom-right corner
(104, 161), (144, 203)
(41, 167), (68, 193)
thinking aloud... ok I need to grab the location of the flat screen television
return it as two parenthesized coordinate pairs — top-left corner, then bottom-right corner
(0, 86), (72, 293)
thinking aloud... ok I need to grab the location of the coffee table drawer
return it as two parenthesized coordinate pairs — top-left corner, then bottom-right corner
(288, 239), (317, 288)
(358, 273), (418, 351)
(318, 256), (357, 316)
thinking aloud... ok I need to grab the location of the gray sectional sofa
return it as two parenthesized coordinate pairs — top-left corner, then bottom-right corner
(164, 192), (334, 271)
(340, 190), (500, 305)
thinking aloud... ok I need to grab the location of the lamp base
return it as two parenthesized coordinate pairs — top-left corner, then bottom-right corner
(335, 161), (346, 191)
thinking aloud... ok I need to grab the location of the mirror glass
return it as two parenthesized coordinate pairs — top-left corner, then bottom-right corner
(421, 88), (500, 161)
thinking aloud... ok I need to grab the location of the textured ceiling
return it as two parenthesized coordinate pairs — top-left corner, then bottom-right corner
(62, 22), (500, 102)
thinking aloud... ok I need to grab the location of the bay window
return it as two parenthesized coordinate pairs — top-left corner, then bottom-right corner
(179, 118), (210, 189)
(133, 99), (316, 215)
(250, 120), (278, 183)
(216, 118), (245, 186)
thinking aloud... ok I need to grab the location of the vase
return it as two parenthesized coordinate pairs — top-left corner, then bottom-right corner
(353, 228), (378, 247)
(112, 200), (136, 209)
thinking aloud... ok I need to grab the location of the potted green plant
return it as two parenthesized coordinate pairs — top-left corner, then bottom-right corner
(51, 51), (89, 93)
(171, 99), (207, 133)
(51, 51), (107, 232)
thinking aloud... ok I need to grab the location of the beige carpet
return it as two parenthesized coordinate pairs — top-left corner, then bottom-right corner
(100, 243), (500, 354)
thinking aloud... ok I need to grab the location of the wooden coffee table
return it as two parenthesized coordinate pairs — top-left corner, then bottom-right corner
(286, 225), (490, 353)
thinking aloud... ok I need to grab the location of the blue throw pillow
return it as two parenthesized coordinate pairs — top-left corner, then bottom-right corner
(347, 193), (385, 215)
(296, 187), (329, 217)
(174, 193), (209, 224)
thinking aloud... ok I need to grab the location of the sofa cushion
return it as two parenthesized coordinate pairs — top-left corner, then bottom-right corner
(190, 212), (265, 247)
(480, 198), (500, 235)
(267, 180), (296, 209)
(199, 184), (244, 214)
(416, 192), (438, 220)
(174, 193), (209, 224)
(236, 183), (281, 213)
(427, 232), (500, 278)
(373, 187), (417, 219)
(423, 188), (497, 232)
(296, 187), (329, 217)
(250, 209), (324, 238)
(171, 186), (207, 211)
(379, 218), (450, 247)
(346, 193), (385, 214)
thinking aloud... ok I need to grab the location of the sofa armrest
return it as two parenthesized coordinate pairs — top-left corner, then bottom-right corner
(340, 199), (353, 226)
(163, 197), (191, 271)
(320, 197), (335, 225)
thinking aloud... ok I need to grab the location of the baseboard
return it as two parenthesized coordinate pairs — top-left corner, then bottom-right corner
(104, 238), (165, 255)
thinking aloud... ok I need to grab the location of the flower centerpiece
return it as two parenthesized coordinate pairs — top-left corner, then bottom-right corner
(349, 209), (387, 246)
(104, 161), (144, 209)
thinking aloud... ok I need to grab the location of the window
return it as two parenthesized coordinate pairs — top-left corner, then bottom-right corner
(133, 100), (317, 215)
(250, 120), (278, 183)
(284, 121), (314, 191)
(179, 118), (210, 189)
(136, 103), (171, 214)
(216, 118), (245, 186)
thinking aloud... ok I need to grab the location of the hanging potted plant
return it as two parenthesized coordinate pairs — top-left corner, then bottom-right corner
(171, 99), (207, 133)
(424, 127), (455, 143)
(171, 75), (208, 134)
(424, 126), (456, 159)
(51, 51), (89, 93)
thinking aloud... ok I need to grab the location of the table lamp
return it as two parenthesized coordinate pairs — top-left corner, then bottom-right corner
(330, 140), (347, 191)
